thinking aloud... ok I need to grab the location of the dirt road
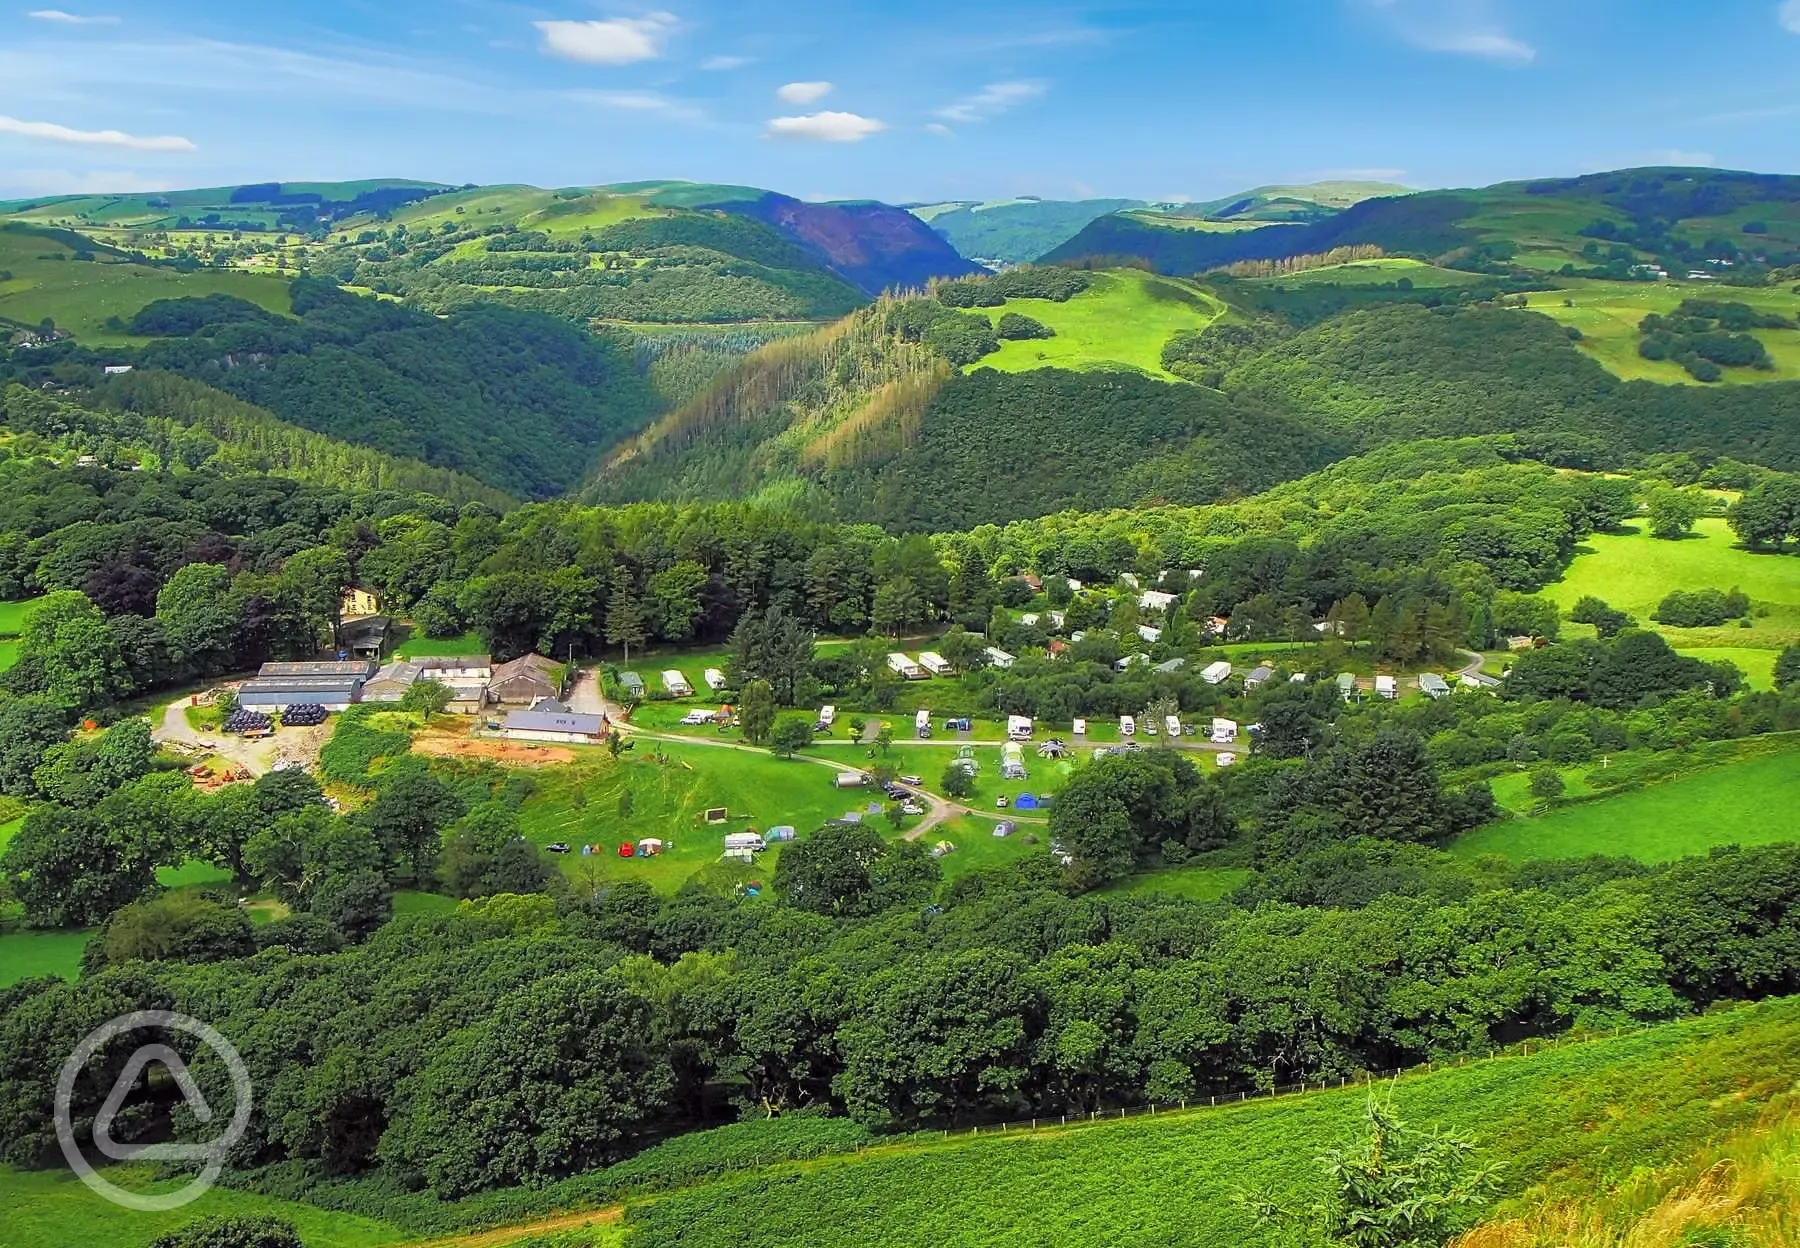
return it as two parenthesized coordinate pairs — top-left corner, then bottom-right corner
(152, 692), (330, 778)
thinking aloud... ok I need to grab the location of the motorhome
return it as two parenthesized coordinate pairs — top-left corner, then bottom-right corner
(1119, 714), (1136, 737)
(1165, 714), (1182, 737)
(1007, 714), (1034, 741)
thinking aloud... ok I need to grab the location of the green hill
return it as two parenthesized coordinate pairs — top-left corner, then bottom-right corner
(912, 198), (1146, 264)
(1043, 167), (1800, 280)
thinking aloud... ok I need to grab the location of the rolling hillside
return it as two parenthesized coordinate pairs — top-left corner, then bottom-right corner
(912, 197), (1147, 264)
(1044, 167), (1800, 279)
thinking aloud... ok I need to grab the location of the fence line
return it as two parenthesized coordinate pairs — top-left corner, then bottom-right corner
(889, 1023), (1653, 1148)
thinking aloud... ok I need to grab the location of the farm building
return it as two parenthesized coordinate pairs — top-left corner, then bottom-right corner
(662, 670), (694, 697)
(1245, 665), (1274, 690)
(1201, 661), (1233, 685)
(918, 652), (954, 677)
(236, 675), (368, 712)
(363, 661), (423, 702)
(1138, 590), (1177, 613)
(490, 654), (563, 705)
(500, 706), (605, 744)
(258, 660), (378, 679)
(1375, 675), (1398, 700)
(1211, 718), (1239, 744)
(415, 655), (492, 682)
(887, 653), (927, 680)
(984, 647), (1015, 670)
(619, 671), (646, 698)
(1337, 672), (1357, 701)
(1419, 673), (1451, 699)
(339, 615), (390, 660)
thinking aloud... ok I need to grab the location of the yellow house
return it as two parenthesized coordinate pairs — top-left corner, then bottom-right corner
(341, 587), (380, 618)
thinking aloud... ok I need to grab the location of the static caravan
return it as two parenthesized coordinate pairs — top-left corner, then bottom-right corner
(1375, 674), (1398, 700)
(984, 647), (1016, 670)
(1201, 661), (1233, 686)
(918, 652), (954, 677)
(724, 832), (766, 852)
(1165, 714), (1183, 737)
(1210, 717), (1239, 744)
(915, 708), (932, 739)
(1138, 590), (1178, 613)
(619, 671), (647, 698)
(1336, 672), (1357, 702)
(662, 669), (694, 697)
(1072, 717), (1088, 736)
(1419, 673), (1451, 700)
(887, 652), (927, 681)
(1119, 714), (1136, 737)
(1137, 624), (1163, 644)
(703, 667), (727, 692)
(1007, 714), (1034, 742)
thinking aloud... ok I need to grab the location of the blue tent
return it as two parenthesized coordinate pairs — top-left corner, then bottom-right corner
(1015, 793), (1041, 811)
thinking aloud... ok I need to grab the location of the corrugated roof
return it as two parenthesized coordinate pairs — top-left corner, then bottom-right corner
(503, 709), (603, 735)
(240, 676), (367, 692)
(258, 661), (377, 678)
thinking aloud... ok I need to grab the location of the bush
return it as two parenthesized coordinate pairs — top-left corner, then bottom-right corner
(996, 312), (1054, 341)
(1653, 587), (1748, 629)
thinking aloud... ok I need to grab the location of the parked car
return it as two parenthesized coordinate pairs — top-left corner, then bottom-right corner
(900, 775), (924, 786)
(546, 842), (571, 854)
(901, 802), (924, 816)
(995, 795), (1008, 809)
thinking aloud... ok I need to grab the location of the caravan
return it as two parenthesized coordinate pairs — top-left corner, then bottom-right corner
(703, 667), (727, 692)
(1119, 714), (1136, 738)
(915, 708), (932, 739)
(1164, 714), (1182, 738)
(918, 652), (954, 677)
(1006, 714), (1034, 742)
(887, 652), (927, 681)
(815, 704), (837, 732)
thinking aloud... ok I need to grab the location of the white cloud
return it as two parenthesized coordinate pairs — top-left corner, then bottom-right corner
(1362, 0), (1535, 66)
(935, 80), (1045, 124)
(565, 89), (704, 122)
(27, 9), (119, 23)
(1415, 29), (1534, 63)
(0, 115), (195, 152)
(534, 14), (677, 65)
(701, 54), (751, 70)
(776, 80), (833, 104)
(0, 169), (174, 197)
(1781, 0), (1800, 33)
(925, 122), (954, 138)
(764, 111), (885, 142)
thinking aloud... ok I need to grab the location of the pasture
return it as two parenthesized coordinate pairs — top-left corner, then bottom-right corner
(1241, 257), (1482, 288)
(970, 269), (1224, 379)
(0, 927), (89, 988)
(1096, 865), (1253, 902)
(0, 1165), (408, 1248)
(1527, 277), (1800, 385)
(1545, 517), (1800, 654)
(1449, 746), (1800, 864)
(0, 229), (292, 345)
(616, 999), (1800, 1248)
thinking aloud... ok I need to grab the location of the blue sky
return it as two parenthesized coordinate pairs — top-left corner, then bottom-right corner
(2, 0), (1798, 205)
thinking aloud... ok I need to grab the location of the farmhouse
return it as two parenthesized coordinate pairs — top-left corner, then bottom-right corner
(339, 615), (390, 660)
(500, 705), (606, 745)
(984, 647), (1016, 670)
(489, 654), (562, 705)
(662, 670), (694, 697)
(1201, 661), (1232, 686)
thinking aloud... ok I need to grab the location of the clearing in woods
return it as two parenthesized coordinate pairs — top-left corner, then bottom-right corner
(1545, 517), (1800, 662)
(969, 268), (1224, 379)
(1528, 276), (1800, 385)
(0, 227), (293, 346)
(1447, 745), (1800, 864)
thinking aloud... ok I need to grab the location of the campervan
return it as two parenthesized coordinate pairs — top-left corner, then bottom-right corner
(1006, 715), (1034, 741)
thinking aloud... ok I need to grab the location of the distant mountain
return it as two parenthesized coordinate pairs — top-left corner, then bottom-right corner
(912, 198), (1147, 265)
(1042, 168), (1800, 275)
(709, 190), (984, 294)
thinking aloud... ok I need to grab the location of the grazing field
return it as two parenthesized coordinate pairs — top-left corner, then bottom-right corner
(391, 631), (490, 660)
(1241, 257), (1483, 288)
(0, 228), (293, 345)
(0, 927), (89, 988)
(1546, 517), (1800, 653)
(1449, 746), (1800, 864)
(617, 999), (1800, 1248)
(0, 1165), (408, 1248)
(1096, 865), (1253, 902)
(1527, 277), (1800, 385)
(970, 269), (1224, 379)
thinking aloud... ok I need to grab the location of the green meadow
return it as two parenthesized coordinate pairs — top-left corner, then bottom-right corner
(1242, 257), (1482, 288)
(0, 1165), (408, 1248)
(1096, 864), (1253, 902)
(1528, 277), (1800, 385)
(0, 928), (89, 989)
(0, 228), (293, 346)
(1449, 746), (1800, 864)
(617, 999), (1800, 1248)
(970, 269), (1224, 379)
(1545, 517), (1800, 655)
(0, 596), (42, 635)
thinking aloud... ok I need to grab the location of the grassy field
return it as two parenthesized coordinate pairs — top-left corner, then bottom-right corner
(0, 1165), (409, 1248)
(0, 927), (90, 988)
(0, 228), (293, 346)
(1545, 517), (1800, 659)
(391, 630), (490, 660)
(1526, 277), (1800, 385)
(616, 998), (1800, 1248)
(0, 596), (41, 636)
(1242, 257), (1483, 288)
(970, 269), (1224, 379)
(1096, 865), (1253, 902)
(1450, 746), (1800, 864)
